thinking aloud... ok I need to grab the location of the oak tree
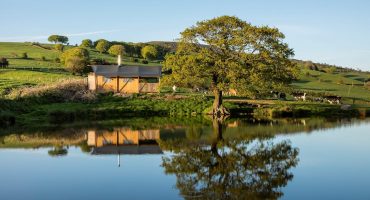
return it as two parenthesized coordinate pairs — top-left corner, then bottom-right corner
(164, 16), (297, 116)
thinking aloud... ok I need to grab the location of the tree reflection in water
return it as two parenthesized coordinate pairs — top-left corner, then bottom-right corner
(162, 119), (299, 200)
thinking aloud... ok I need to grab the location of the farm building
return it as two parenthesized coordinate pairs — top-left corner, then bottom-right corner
(88, 65), (162, 94)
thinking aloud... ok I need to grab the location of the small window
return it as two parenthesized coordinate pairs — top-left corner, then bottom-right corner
(140, 78), (159, 83)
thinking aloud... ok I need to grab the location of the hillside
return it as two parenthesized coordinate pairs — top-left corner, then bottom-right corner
(0, 42), (369, 102)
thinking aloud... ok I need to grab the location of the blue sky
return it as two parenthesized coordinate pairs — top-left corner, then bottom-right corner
(1, 0), (370, 70)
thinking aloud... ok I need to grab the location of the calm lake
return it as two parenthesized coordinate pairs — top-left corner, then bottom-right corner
(0, 117), (370, 200)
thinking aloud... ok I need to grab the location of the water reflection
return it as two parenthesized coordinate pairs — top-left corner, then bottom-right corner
(161, 119), (298, 199)
(1, 117), (369, 199)
(87, 128), (162, 167)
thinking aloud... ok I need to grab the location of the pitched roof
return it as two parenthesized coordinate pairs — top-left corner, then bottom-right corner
(91, 65), (162, 77)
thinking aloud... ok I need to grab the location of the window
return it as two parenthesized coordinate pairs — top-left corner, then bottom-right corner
(139, 78), (159, 83)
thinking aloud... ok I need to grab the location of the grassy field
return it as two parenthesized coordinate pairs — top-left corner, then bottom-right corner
(293, 68), (370, 102)
(0, 42), (161, 68)
(0, 69), (80, 95)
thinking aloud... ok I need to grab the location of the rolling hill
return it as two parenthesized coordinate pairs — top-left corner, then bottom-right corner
(0, 42), (369, 102)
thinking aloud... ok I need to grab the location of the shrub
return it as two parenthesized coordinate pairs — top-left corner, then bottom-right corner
(41, 56), (46, 61)
(142, 60), (149, 64)
(54, 57), (61, 63)
(65, 56), (90, 74)
(55, 44), (64, 52)
(0, 57), (9, 68)
(60, 47), (89, 63)
(21, 52), (28, 59)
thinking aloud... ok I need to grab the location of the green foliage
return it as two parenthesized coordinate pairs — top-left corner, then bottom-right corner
(60, 47), (89, 63)
(141, 45), (158, 60)
(108, 44), (125, 56)
(48, 35), (68, 44)
(60, 47), (89, 74)
(65, 56), (89, 74)
(164, 16), (298, 110)
(141, 60), (148, 64)
(54, 44), (64, 52)
(95, 40), (111, 53)
(80, 39), (93, 48)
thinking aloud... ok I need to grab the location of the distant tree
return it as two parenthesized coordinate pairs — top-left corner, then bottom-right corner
(141, 45), (158, 60)
(96, 40), (111, 54)
(65, 56), (89, 74)
(164, 16), (297, 116)
(108, 44), (125, 56)
(60, 47), (89, 74)
(60, 47), (89, 63)
(80, 39), (93, 48)
(93, 39), (108, 47)
(48, 35), (69, 44)
(54, 44), (64, 52)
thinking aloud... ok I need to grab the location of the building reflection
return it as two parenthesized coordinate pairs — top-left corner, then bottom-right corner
(86, 128), (162, 167)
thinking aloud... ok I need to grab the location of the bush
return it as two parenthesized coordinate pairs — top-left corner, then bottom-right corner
(41, 56), (46, 61)
(142, 60), (149, 64)
(0, 57), (9, 68)
(55, 44), (64, 52)
(60, 47), (89, 63)
(65, 56), (90, 74)
(54, 57), (61, 63)
(21, 52), (28, 59)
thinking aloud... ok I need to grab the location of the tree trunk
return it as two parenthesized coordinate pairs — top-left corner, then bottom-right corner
(212, 89), (230, 117)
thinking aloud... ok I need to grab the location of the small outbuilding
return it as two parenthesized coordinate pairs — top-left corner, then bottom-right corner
(88, 65), (162, 94)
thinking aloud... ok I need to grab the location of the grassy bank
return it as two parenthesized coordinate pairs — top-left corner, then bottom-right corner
(2, 92), (370, 129)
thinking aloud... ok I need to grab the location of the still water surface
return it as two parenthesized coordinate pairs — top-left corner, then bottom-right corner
(0, 117), (369, 200)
